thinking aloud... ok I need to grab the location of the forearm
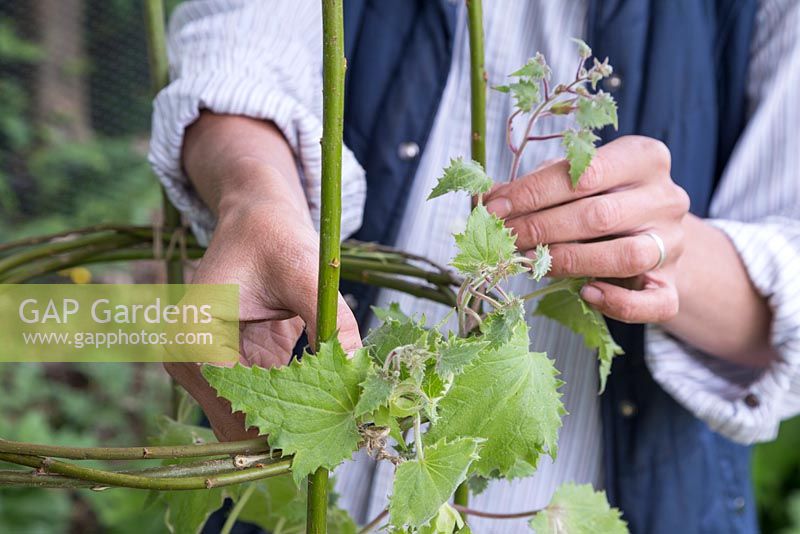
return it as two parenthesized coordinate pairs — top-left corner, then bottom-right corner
(663, 214), (775, 367)
(182, 111), (312, 225)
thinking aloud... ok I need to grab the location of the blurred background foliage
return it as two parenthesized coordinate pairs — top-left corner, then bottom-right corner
(0, 1), (797, 533)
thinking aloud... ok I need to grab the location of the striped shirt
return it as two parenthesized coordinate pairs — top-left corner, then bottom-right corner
(149, 0), (800, 530)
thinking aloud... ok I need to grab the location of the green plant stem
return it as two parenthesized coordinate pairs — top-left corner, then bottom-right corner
(0, 232), (121, 274)
(0, 436), (270, 460)
(0, 470), (96, 489)
(467, 0), (486, 169)
(456, 0), (486, 514)
(520, 278), (577, 302)
(414, 413), (424, 461)
(0, 454), (277, 489)
(0, 224), (147, 254)
(1, 237), (141, 283)
(0, 452), (291, 490)
(358, 508), (389, 534)
(143, 0), (169, 95)
(453, 504), (541, 520)
(221, 482), (257, 534)
(144, 0), (185, 419)
(310, 0), (346, 531)
(340, 257), (455, 286)
(340, 269), (457, 307)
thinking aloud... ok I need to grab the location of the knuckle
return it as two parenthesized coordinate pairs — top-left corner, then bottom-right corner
(641, 138), (672, 171)
(625, 239), (654, 274)
(522, 217), (544, 246)
(586, 197), (620, 234)
(671, 184), (691, 214)
(555, 246), (580, 275)
(577, 152), (607, 193)
(520, 179), (544, 210)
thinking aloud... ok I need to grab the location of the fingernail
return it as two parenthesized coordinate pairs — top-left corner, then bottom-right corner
(580, 284), (604, 304)
(486, 197), (512, 218)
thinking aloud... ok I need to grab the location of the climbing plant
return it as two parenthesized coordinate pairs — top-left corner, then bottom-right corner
(0, 0), (630, 533)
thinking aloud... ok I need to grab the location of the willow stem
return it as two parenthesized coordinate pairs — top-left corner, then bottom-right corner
(309, 0), (346, 531)
(0, 453), (291, 491)
(467, 0), (486, 168)
(0, 436), (270, 460)
(0, 454), (278, 489)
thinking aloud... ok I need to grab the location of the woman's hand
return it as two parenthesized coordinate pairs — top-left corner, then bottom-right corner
(165, 113), (361, 441)
(484, 135), (690, 324)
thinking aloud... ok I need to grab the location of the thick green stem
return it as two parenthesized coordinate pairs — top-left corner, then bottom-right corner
(144, 0), (184, 417)
(455, 0), (487, 515)
(520, 278), (577, 302)
(0, 452), (291, 490)
(309, 0), (346, 531)
(143, 0), (169, 95)
(0, 454), (276, 488)
(467, 0), (487, 169)
(0, 436), (270, 460)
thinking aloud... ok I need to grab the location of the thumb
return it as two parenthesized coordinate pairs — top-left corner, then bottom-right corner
(334, 292), (363, 353)
(290, 283), (362, 354)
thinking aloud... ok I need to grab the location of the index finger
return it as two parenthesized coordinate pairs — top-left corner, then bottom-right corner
(484, 136), (671, 219)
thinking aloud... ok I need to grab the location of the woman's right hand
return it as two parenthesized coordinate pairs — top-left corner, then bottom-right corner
(166, 114), (361, 441)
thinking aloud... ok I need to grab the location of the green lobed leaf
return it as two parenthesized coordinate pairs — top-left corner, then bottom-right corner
(164, 489), (225, 534)
(509, 79), (540, 112)
(436, 336), (490, 378)
(365, 316), (429, 367)
(534, 280), (623, 392)
(452, 204), (520, 278)
(372, 302), (411, 323)
(202, 340), (370, 484)
(572, 38), (592, 59)
(418, 503), (465, 534)
(479, 298), (525, 350)
(509, 53), (550, 81)
(529, 244), (553, 281)
(354, 366), (395, 417)
(389, 437), (482, 529)
(529, 483), (628, 534)
(425, 319), (564, 479)
(428, 158), (493, 200)
(467, 475), (490, 496)
(562, 129), (599, 187)
(576, 92), (618, 130)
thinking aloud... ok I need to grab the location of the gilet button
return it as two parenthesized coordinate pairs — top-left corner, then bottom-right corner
(398, 141), (420, 161)
(603, 73), (622, 92)
(619, 400), (637, 418)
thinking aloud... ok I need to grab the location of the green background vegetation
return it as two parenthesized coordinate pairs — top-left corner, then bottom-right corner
(0, 1), (796, 532)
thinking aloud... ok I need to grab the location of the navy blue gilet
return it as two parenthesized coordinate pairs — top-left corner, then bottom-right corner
(340, 1), (760, 533)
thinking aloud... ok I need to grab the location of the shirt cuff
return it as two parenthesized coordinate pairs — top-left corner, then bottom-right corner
(148, 71), (366, 246)
(646, 218), (800, 444)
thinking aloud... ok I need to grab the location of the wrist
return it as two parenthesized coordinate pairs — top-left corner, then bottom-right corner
(214, 157), (313, 229)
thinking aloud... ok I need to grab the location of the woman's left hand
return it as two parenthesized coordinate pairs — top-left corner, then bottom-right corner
(484, 135), (690, 324)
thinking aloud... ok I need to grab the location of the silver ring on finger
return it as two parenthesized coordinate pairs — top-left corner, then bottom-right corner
(643, 232), (667, 271)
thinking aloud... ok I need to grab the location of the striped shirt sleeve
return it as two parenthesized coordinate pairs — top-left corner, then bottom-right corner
(646, 0), (800, 444)
(147, 0), (366, 245)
